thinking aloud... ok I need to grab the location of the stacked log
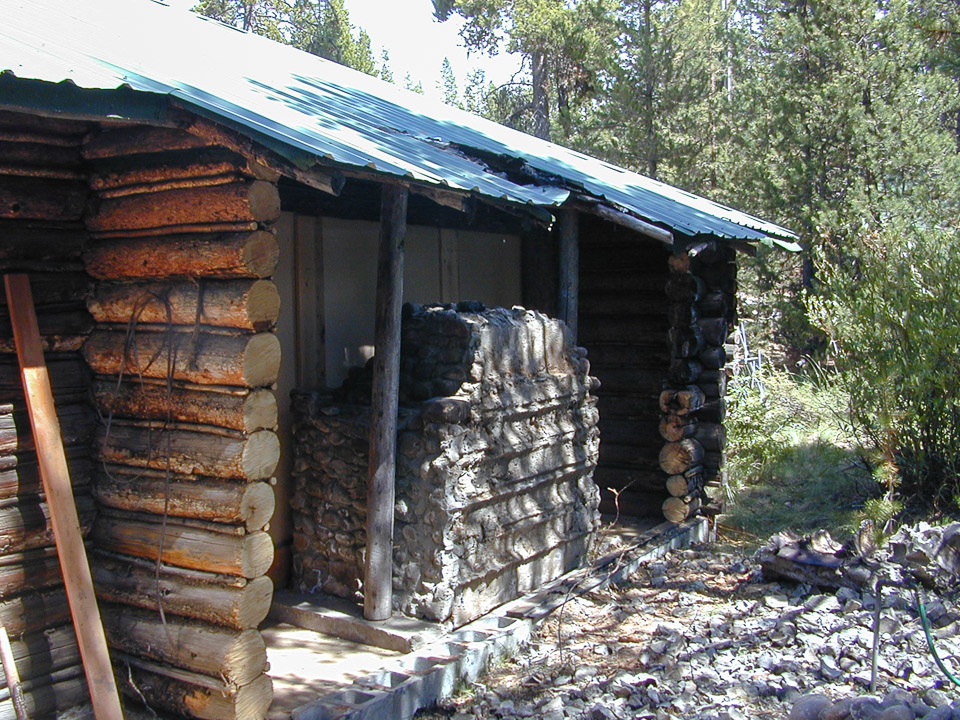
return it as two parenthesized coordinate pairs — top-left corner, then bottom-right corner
(659, 240), (738, 523)
(81, 125), (278, 720)
(576, 218), (674, 516)
(0, 109), (98, 718)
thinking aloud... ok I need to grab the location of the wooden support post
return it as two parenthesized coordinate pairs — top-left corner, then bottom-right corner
(557, 208), (579, 342)
(364, 185), (407, 621)
(3, 274), (124, 720)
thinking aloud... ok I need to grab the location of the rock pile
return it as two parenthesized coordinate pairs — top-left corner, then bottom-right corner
(425, 532), (959, 720)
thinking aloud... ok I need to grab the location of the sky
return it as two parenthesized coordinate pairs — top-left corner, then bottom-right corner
(342, 0), (521, 100)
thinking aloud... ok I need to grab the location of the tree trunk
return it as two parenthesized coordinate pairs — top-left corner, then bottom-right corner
(92, 556), (272, 630)
(531, 48), (551, 141)
(88, 279), (280, 332)
(84, 230), (279, 280)
(84, 329), (281, 387)
(92, 516), (273, 578)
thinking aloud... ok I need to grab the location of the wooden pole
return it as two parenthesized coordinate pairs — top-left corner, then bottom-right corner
(363, 185), (407, 621)
(0, 625), (27, 720)
(3, 274), (124, 720)
(557, 207), (579, 342)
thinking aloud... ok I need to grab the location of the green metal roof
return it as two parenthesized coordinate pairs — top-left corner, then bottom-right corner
(0, 0), (799, 247)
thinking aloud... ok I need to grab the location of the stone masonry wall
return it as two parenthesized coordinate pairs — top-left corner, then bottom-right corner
(291, 304), (601, 626)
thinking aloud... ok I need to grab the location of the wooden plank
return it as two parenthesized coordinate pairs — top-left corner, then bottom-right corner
(364, 185), (407, 622)
(294, 215), (321, 387)
(556, 208), (579, 342)
(3, 274), (123, 720)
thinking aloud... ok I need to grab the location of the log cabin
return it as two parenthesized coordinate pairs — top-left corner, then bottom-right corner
(0, 0), (798, 717)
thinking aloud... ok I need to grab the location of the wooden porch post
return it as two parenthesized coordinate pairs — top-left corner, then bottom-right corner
(364, 184), (408, 621)
(557, 208), (579, 342)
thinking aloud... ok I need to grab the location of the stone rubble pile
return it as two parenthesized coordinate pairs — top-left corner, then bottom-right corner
(428, 531), (959, 720)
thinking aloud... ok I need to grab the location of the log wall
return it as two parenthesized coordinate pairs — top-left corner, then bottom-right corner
(577, 217), (673, 517)
(0, 110), (98, 719)
(658, 240), (738, 523)
(292, 305), (601, 627)
(80, 125), (279, 720)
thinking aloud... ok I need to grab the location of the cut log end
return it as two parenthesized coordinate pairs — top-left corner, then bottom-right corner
(243, 333), (281, 388)
(662, 495), (701, 524)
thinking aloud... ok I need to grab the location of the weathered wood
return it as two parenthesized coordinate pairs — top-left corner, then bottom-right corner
(84, 230), (279, 280)
(0, 494), (95, 556)
(0, 667), (87, 720)
(93, 379), (277, 432)
(662, 494), (701, 523)
(0, 141), (81, 170)
(0, 222), (86, 270)
(365, 184), (407, 622)
(668, 358), (703, 384)
(669, 324), (704, 358)
(0, 625), (27, 720)
(87, 181), (281, 233)
(0, 177), (87, 222)
(89, 279), (280, 332)
(102, 605), (266, 686)
(700, 398), (727, 423)
(579, 292), (674, 316)
(658, 387), (705, 416)
(698, 318), (730, 346)
(0, 547), (63, 598)
(665, 273), (704, 303)
(82, 126), (212, 160)
(0, 357), (88, 401)
(84, 329), (281, 387)
(0, 453), (92, 500)
(659, 438), (705, 475)
(89, 147), (275, 194)
(0, 625), (79, 689)
(6, 403), (96, 453)
(93, 556), (272, 630)
(0, 309), (93, 352)
(578, 201), (673, 245)
(659, 413), (697, 442)
(0, 274), (90, 310)
(3, 274), (123, 720)
(556, 208), (579, 342)
(698, 345), (727, 369)
(92, 516), (273, 578)
(0, 589), (71, 636)
(693, 422), (727, 452)
(666, 472), (703, 498)
(93, 467), (274, 530)
(97, 424), (279, 480)
(121, 661), (272, 720)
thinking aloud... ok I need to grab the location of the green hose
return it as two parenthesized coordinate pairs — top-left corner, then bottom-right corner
(917, 589), (960, 689)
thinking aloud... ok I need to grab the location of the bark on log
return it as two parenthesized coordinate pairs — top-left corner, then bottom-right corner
(659, 438), (705, 475)
(0, 589), (71, 636)
(0, 176), (87, 222)
(0, 668), (87, 720)
(97, 424), (280, 481)
(0, 547), (63, 598)
(658, 387), (705, 416)
(665, 274), (704, 303)
(102, 605), (267, 686)
(698, 318), (730, 346)
(93, 555), (273, 630)
(0, 494), (95, 556)
(84, 329), (281, 387)
(693, 422), (727, 452)
(0, 625), (79, 688)
(89, 279), (280, 332)
(92, 516), (273, 578)
(82, 127), (212, 160)
(93, 468), (274, 530)
(87, 181), (281, 233)
(92, 379), (277, 433)
(84, 230), (279, 279)
(93, 556), (272, 630)
(89, 147), (273, 194)
(698, 345), (727, 369)
(659, 413), (697, 442)
(662, 494), (701, 524)
(121, 662), (273, 720)
(0, 141), (82, 169)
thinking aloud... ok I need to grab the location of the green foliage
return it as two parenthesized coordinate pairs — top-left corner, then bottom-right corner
(724, 369), (877, 541)
(808, 224), (960, 511)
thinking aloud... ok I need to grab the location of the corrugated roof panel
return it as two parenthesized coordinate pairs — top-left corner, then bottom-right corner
(0, 0), (798, 245)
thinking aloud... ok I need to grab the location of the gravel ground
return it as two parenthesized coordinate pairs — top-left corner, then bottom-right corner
(417, 543), (960, 720)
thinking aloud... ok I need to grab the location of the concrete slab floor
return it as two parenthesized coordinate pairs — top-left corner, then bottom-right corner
(262, 622), (401, 720)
